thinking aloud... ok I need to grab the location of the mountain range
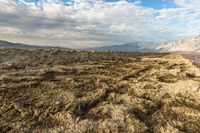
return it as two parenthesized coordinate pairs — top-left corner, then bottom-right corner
(87, 35), (200, 53)
(1, 35), (200, 53)
(0, 40), (71, 50)
(86, 42), (157, 52)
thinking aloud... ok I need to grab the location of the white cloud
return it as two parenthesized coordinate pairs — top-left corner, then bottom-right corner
(0, 0), (199, 48)
(174, 0), (200, 9)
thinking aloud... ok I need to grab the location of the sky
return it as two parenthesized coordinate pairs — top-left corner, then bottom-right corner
(0, 0), (200, 48)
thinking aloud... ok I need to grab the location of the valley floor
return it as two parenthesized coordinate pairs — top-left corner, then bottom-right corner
(0, 48), (200, 133)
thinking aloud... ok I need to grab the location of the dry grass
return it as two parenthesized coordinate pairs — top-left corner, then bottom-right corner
(0, 48), (200, 133)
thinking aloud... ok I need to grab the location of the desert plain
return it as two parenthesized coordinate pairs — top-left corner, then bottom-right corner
(0, 48), (200, 133)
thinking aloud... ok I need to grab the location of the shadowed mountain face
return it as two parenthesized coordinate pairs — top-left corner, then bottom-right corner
(1, 48), (200, 132)
(0, 40), (71, 50)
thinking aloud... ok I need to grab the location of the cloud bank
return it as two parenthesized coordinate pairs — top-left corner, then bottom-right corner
(0, 0), (200, 48)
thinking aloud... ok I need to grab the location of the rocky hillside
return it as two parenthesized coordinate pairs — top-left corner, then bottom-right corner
(156, 35), (200, 52)
(0, 48), (200, 132)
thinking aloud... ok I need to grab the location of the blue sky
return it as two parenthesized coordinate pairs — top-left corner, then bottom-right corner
(140, 0), (176, 9)
(0, 0), (200, 48)
(106, 0), (177, 9)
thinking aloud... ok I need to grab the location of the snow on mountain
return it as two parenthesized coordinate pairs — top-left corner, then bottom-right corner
(156, 35), (200, 52)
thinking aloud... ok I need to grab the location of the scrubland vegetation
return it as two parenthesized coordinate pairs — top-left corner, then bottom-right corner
(0, 48), (200, 132)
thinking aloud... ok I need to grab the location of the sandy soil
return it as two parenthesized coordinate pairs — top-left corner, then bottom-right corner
(0, 48), (200, 133)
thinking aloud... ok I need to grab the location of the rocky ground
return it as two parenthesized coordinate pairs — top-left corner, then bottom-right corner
(0, 48), (200, 133)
